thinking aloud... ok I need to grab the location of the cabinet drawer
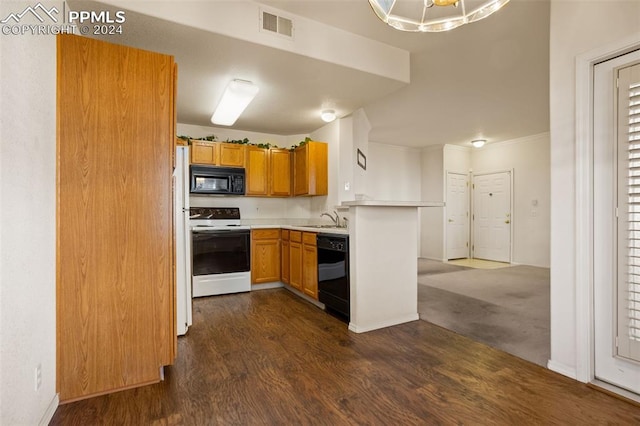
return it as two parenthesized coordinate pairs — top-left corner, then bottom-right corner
(290, 230), (302, 243)
(252, 229), (280, 240)
(302, 232), (317, 246)
(281, 229), (289, 240)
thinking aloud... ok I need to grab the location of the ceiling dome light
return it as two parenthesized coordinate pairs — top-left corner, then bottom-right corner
(472, 139), (486, 148)
(321, 109), (336, 123)
(368, 0), (511, 32)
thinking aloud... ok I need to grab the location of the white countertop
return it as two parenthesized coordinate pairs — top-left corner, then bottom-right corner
(239, 220), (349, 235)
(341, 200), (444, 207)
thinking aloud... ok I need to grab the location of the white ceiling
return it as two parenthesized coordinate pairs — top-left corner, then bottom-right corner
(81, 0), (550, 148)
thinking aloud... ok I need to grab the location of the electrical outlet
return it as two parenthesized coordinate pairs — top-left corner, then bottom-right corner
(35, 364), (42, 391)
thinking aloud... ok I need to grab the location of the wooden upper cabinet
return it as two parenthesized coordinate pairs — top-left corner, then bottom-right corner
(269, 148), (291, 197)
(57, 34), (176, 402)
(294, 141), (328, 196)
(191, 142), (245, 167)
(245, 146), (269, 196)
(246, 147), (292, 197)
(219, 143), (245, 167)
(190, 141), (218, 165)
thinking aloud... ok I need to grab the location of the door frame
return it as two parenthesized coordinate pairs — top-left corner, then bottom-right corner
(575, 34), (640, 384)
(470, 169), (514, 263)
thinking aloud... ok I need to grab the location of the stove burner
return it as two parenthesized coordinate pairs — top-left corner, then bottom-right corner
(189, 207), (240, 221)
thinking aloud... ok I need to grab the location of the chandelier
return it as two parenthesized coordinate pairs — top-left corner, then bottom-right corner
(368, 0), (511, 32)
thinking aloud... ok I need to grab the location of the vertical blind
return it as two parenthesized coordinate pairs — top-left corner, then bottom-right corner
(625, 80), (640, 342)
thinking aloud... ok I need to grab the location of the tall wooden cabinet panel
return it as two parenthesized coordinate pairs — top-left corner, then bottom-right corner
(57, 34), (176, 402)
(289, 231), (303, 290)
(269, 148), (291, 197)
(301, 232), (318, 299)
(281, 230), (290, 284)
(251, 229), (281, 284)
(293, 141), (328, 196)
(246, 146), (269, 196)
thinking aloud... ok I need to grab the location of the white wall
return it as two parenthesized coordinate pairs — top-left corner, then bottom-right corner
(420, 146), (445, 260)
(177, 123), (305, 149)
(0, 15), (58, 425)
(367, 142), (421, 201)
(549, 1), (640, 378)
(472, 133), (550, 267)
(444, 144), (471, 174)
(351, 109), (372, 200)
(100, 0), (410, 83)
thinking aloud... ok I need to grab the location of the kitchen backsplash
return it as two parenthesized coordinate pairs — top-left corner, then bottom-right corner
(189, 195), (314, 220)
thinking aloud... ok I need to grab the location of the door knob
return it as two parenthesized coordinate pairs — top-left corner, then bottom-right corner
(505, 220), (510, 224)
(448, 219), (454, 222)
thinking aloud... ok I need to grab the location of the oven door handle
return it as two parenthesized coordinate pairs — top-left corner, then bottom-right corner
(192, 229), (250, 235)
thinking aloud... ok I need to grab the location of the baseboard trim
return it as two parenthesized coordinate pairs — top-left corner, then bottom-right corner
(251, 282), (284, 291)
(419, 256), (446, 262)
(547, 359), (577, 379)
(39, 393), (59, 426)
(349, 313), (420, 333)
(282, 285), (325, 309)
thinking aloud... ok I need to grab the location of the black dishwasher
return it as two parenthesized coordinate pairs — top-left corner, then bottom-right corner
(317, 233), (350, 322)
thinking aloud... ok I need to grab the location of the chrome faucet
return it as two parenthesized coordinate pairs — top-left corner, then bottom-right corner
(320, 211), (341, 227)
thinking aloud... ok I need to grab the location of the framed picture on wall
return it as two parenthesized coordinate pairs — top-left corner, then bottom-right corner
(357, 149), (366, 170)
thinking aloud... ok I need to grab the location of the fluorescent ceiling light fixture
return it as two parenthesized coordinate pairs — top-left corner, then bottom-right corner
(368, 0), (511, 32)
(321, 109), (336, 123)
(472, 139), (486, 148)
(211, 79), (259, 126)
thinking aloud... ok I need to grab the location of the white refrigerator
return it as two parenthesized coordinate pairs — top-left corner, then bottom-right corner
(174, 146), (193, 335)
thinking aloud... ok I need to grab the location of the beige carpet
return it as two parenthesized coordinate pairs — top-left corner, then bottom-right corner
(417, 262), (550, 367)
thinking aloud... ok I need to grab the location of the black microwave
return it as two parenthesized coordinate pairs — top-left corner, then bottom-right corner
(190, 165), (245, 195)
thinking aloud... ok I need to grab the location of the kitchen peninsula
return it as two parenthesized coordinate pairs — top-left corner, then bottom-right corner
(245, 200), (444, 334)
(343, 200), (444, 333)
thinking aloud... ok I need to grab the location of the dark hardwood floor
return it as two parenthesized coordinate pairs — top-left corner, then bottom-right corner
(51, 288), (640, 425)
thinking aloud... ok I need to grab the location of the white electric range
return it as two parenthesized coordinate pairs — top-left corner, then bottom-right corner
(189, 207), (251, 297)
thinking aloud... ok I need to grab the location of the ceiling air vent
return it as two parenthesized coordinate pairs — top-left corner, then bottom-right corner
(261, 10), (293, 39)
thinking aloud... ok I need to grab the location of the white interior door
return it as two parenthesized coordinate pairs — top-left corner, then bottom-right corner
(594, 50), (640, 394)
(472, 171), (511, 262)
(446, 172), (469, 260)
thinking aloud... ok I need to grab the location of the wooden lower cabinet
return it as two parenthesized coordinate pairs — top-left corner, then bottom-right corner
(251, 229), (281, 284)
(289, 231), (303, 291)
(281, 230), (290, 284)
(287, 231), (317, 299)
(301, 233), (318, 299)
